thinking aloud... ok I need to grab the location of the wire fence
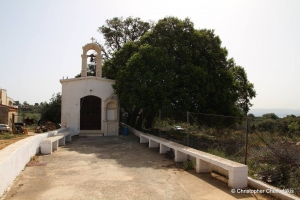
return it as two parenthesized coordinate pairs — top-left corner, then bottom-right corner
(248, 129), (300, 194)
(120, 110), (300, 195)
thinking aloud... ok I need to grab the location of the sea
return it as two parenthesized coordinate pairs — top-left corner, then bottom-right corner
(249, 109), (300, 118)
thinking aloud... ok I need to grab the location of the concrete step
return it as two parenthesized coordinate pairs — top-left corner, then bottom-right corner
(79, 133), (104, 137)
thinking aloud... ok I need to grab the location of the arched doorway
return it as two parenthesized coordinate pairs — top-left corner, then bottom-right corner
(80, 96), (101, 130)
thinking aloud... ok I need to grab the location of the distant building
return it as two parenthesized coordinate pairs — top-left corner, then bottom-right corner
(0, 88), (18, 129)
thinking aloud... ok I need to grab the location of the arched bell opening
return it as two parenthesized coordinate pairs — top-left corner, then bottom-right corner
(81, 43), (102, 77)
(85, 49), (97, 76)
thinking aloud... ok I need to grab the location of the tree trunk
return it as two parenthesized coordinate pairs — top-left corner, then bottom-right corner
(126, 111), (131, 125)
(144, 112), (156, 129)
(135, 112), (144, 131)
(130, 107), (140, 127)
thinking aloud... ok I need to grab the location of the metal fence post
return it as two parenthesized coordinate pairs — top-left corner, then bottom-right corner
(244, 115), (248, 165)
(159, 110), (161, 137)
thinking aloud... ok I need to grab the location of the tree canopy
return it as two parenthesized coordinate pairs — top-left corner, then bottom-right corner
(75, 17), (152, 78)
(248, 113), (300, 136)
(98, 16), (153, 60)
(40, 93), (61, 124)
(75, 63), (96, 78)
(103, 17), (256, 129)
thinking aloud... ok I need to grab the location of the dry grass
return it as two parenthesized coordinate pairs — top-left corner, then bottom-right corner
(0, 132), (31, 150)
(29, 155), (39, 163)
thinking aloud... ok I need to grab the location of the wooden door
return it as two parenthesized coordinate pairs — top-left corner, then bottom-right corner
(80, 96), (101, 130)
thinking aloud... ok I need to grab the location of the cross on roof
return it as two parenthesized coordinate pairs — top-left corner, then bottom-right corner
(91, 37), (96, 43)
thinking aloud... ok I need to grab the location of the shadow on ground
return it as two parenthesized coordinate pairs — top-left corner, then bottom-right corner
(51, 133), (270, 200)
(3, 133), (273, 200)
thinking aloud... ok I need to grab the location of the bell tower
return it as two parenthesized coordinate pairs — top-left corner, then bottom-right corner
(81, 37), (102, 77)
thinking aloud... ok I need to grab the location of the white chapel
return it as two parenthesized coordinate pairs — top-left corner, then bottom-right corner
(60, 41), (119, 136)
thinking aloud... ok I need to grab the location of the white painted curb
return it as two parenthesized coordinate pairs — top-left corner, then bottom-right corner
(0, 128), (69, 197)
(122, 123), (300, 200)
(248, 177), (300, 200)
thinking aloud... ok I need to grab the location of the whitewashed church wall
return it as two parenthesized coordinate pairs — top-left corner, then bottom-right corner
(60, 77), (115, 135)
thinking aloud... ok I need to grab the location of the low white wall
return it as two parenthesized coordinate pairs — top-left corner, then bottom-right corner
(0, 127), (69, 197)
(248, 177), (299, 200)
(122, 124), (300, 199)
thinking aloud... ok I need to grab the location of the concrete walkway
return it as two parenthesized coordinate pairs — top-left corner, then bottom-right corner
(3, 134), (270, 200)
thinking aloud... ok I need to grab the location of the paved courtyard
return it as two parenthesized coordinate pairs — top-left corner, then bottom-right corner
(3, 134), (269, 200)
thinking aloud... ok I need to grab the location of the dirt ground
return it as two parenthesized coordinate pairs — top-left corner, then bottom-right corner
(2, 134), (276, 200)
(0, 134), (30, 150)
(0, 132), (35, 150)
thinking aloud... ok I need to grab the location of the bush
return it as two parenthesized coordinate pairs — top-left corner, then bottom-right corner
(167, 128), (186, 140)
(40, 93), (61, 124)
(3, 132), (12, 139)
(256, 119), (276, 133)
(182, 160), (196, 170)
(207, 148), (226, 158)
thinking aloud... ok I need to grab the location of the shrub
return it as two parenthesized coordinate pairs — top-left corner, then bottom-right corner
(182, 160), (196, 170)
(207, 148), (226, 158)
(4, 132), (12, 139)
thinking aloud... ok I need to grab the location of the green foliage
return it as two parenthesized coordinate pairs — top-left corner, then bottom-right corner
(98, 16), (153, 60)
(250, 114), (300, 135)
(207, 148), (226, 158)
(262, 113), (279, 120)
(288, 121), (300, 132)
(25, 113), (40, 122)
(18, 105), (41, 123)
(106, 16), (256, 129)
(274, 121), (289, 133)
(166, 128), (186, 140)
(182, 160), (196, 170)
(75, 64), (96, 78)
(103, 42), (139, 79)
(256, 119), (276, 133)
(247, 113), (255, 118)
(287, 167), (300, 195)
(75, 17), (152, 78)
(3, 132), (12, 139)
(40, 93), (61, 124)
(114, 44), (175, 110)
(230, 64), (256, 113)
(155, 113), (300, 195)
(247, 159), (260, 176)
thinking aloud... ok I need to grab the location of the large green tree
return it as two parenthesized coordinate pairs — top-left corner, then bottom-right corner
(104, 17), (256, 129)
(40, 93), (61, 124)
(98, 16), (153, 60)
(230, 61), (256, 114)
(113, 44), (176, 128)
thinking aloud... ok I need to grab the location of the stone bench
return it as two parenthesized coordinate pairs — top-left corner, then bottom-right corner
(40, 135), (64, 154)
(140, 133), (248, 189)
(40, 131), (72, 154)
(56, 131), (72, 146)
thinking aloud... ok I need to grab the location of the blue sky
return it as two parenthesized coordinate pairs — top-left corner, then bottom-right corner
(0, 0), (300, 111)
